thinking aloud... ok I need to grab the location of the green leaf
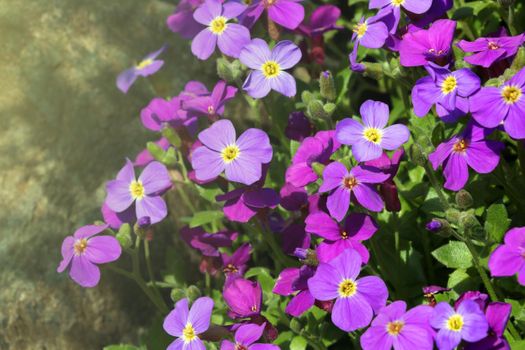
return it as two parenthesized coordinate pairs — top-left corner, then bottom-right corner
(432, 241), (473, 269)
(290, 140), (300, 158)
(189, 210), (223, 228)
(485, 203), (510, 242)
(290, 336), (308, 350)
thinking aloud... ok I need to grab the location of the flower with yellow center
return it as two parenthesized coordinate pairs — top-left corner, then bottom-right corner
(446, 314), (464, 332)
(501, 85), (522, 104)
(182, 323), (197, 343)
(73, 238), (88, 255)
(386, 320), (405, 335)
(209, 16), (228, 35)
(136, 58), (153, 70)
(129, 180), (145, 200)
(261, 60), (280, 78)
(363, 127), (382, 144)
(353, 22), (368, 39)
(453, 139), (468, 153)
(441, 75), (457, 95)
(391, 0), (405, 6)
(342, 176), (358, 190)
(221, 145), (241, 163)
(338, 279), (358, 298)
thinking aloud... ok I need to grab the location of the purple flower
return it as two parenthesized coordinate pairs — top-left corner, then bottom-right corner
(191, 0), (250, 60)
(273, 266), (315, 317)
(240, 39), (302, 98)
(285, 111), (312, 141)
(464, 302), (512, 350)
(279, 182), (308, 211)
(223, 278), (262, 319)
(351, 14), (389, 50)
(191, 119), (273, 185)
(308, 249), (389, 332)
(281, 223), (311, 255)
(361, 301), (434, 350)
(430, 300), (489, 350)
(101, 202), (136, 230)
(167, 0), (205, 39)
(181, 226), (238, 257)
(364, 149), (404, 212)
(369, 0), (432, 31)
(470, 67), (525, 139)
(140, 98), (181, 132)
(399, 19), (456, 67)
(428, 122), (504, 191)
(183, 80), (238, 119)
(305, 212), (377, 263)
(426, 219), (443, 232)
(221, 243), (252, 278)
(116, 45), (166, 93)
(488, 227), (525, 285)
(458, 33), (525, 68)
(408, 0), (453, 29)
(105, 160), (172, 224)
(412, 63), (481, 122)
(297, 5), (342, 37)
(57, 224), (121, 288)
(241, 0), (304, 30)
(163, 297), (214, 350)
(455, 291), (488, 311)
(336, 100), (410, 162)
(220, 323), (279, 350)
(320, 161), (389, 221)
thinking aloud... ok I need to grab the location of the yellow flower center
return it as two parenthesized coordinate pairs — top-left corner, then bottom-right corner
(447, 314), (464, 332)
(391, 0), (405, 6)
(342, 176), (358, 190)
(73, 238), (88, 255)
(387, 320), (404, 335)
(221, 145), (240, 163)
(250, 305), (258, 312)
(363, 128), (382, 143)
(136, 58), (153, 70)
(210, 16), (228, 35)
(263, 0), (276, 7)
(129, 180), (145, 200)
(501, 85), (522, 104)
(261, 61), (280, 78)
(441, 76), (457, 95)
(453, 139), (468, 153)
(488, 41), (500, 50)
(353, 23), (368, 38)
(340, 230), (349, 240)
(182, 323), (197, 343)
(338, 279), (357, 298)
(207, 105), (215, 114)
(223, 263), (238, 273)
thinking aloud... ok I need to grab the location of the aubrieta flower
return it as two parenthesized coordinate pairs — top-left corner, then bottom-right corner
(273, 266), (315, 317)
(191, 0), (250, 60)
(430, 300), (489, 350)
(57, 224), (121, 288)
(457, 32), (525, 68)
(191, 119), (273, 185)
(279, 182), (308, 211)
(412, 63), (481, 122)
(140, 97), (181, 132)
(181, 226), (238, 257)
(116, 45), (166, 93)
(369, 0), (432, 31)
(351, 14), (389, 50)
(488, 227), (525, 285)
(281, 223), (311, 255)
(240, 39), (302, 98)
(167, 0), (205, 39)
(464, 302), (512, 350)
(399, 19), (456, 67)
(409, 0), (453, 29)
(297, 5), (342, 37)
(221, 243), (252, 278)
(361, 301), (434, 350)
(223, 277), (262, 319)
(308, 249), (389, 332)
(305, 212), (377, 263)
(105, 160), (172, 224)
(428, 122), (504, 191)
(285, 111), (312, 142)
(183, 80), (238, 120)
(364, 149), (404, 212)
(320, 161), (389, 221)
(241, 0), (304, 30)
(470, 67), (525, 139)
(101, 202), (136, 230)
(336, 100), (410, 162)
(220, 323), (279, 350)
(163, 297), (214, 350)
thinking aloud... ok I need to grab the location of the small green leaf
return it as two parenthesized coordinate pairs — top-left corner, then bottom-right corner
(485, 203), (510, 242)
(290, 336), (308, 350)
(189, 211), (223, 228)
(432, 241), (473, 269)
(290, 140), (300, 158)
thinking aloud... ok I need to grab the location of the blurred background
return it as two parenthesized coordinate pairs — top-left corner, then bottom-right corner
(0, 1), (215, 348)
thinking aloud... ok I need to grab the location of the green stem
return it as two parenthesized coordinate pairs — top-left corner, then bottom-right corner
(144, 239), (166, 308)
(256, 220), (296, 269)
(175, 183), (197, 213)
(423, 162), (450, 210)
(507, 6), (517, 36)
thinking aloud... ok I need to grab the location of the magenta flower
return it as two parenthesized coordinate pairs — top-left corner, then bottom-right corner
(163, 297), (214, 350)
(105, 160), (172, 224)
(241, 0), (304, 30)
(470, 67), (525, 139)
(430, 300), (489, 350)
(429, 122), (504, 191)
(464, 302), (512, 350)
(221, 243), (252, 278)
(273, 266), (315, 317)
(116, 45), (166, 93)
(364, 149), (404, 212)
(458, 33), (525, 68)
(57, 224), (121, 288)
(305, 212), (377, 263)
(101, 202), (136, 230)
(489, 227), (525, 285)
(140, 97), (181, 132)
(183, 80), (238, 119)
(409, 0), (453, 28)
(399, 19), (456, 67)
(369, 0), (432, 30)
(361, 301), (434, 350)
(191, 0), (250, 60)
(240, 39), (302, 98)
(191, 119), (273, 185)
(335, 100), (410, 162)
(167, 0), (205, 39)
(297, 5), (342, 37)
(308, 249), (389, 332)
(220, 323), (279, 350)
(412, 63), (481, 122)
(320, 161), (389, 221)
(223, 277), (262, 319)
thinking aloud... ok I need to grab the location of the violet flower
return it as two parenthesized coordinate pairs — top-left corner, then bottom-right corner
(297, 5), (342, 37)
(458, 33), (525, 68)
(285, 111), (312, 142)
(428, 122), (504, 191)
(320, 161), (389, 221)
(140, 97), (181, 132)
(273, 266), (316, 317)
(191, 0), (250, 60)
(167, 0), (205, 39)
(364, 149), (404, 212)
(279, 182), (308, 211)
(221, 243), (252, 278)
(223, 277), (262, 319)
(464, 302), (512, 350)
(57, 224), (121, 288)
(281, 223), (311, 256)
(488, 227), (525, 285)
(101, 202), (136, 230)
(116, 45), (166, 93)
(183, 80), (238, 120)
(308, 249), (389, 332)
(408, 0), (453, 29)
(369, 0), (432, 31)
(241, 0), (304, 30)
(240, 39), (302, 98)
(221, 323), (279, 350)
(181, 226), (238, 257)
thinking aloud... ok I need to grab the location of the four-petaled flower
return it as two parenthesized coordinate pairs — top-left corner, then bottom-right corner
(369, 0), (432, 30)
(220, 323), (279, 350)
(241, 0), (305, 30)
(489, 226), (525, 285)
(457, 32), (525, 68)
(116, 45), (166, 93)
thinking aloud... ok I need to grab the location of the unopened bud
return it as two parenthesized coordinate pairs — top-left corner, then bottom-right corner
(301, 90), (314, 105)
(409, 144), (427, 167)
(425, 219), (442, 232)
(511, 47), (525, 71)
(445, 208), (461, 224)
(170, 288), (186, 302)
(426, 218), (452, 237)
(307, 100), (328, 119)
(319, 71), (336, 101)
(186, 285), (201, 302)
(116, 223), (132, 248)
(294, 248), (319, 266)
(323, 103), (337, 117)
(459, 211), (485, 239)
(455, 190), (473, 209)
(134, 217), (150, 238)
(217, 57), (242, 83)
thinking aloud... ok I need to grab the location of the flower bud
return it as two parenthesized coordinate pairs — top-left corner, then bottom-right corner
(134, 217), (151, 238)
(445, 208), (461, 224)
(455, 189), (473, 209)
(186, 285), (202, 302)
(459, 211), (485, 239)
(425, 219), (442, 232)
(116, 223), (132, 249)
(323, 103), (337, 118)
(511, 47), (525, 71)
(217, 57), (242, 83)
(294, 248), (319, 266)
(307, 99), (328, 119)
(409, 144), (427, 167)
(170, 288), (186, 302)
(301, 90), (314, 105)
(293, 248), (309, 260)
(425, 218), (452, 237)
(319, 71), (336, 101)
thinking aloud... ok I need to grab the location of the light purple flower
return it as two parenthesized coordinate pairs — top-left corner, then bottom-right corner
(361, 301), (434, 350)
(399, 19), (456, 67)
(240, 39), (302, 98)
(429, 122), (504, 191)
(464, 302), (512, 350)
(412, 63), (481, 122)
(308, 249), (389, 332)
(458, 33), (525, 68)
(191, 0), (250, 60)
(305, 212), (377, 263)
(489, 227), (525, 285)
(101, 202), (136, 230)
(408, 0), (453, 29)
(470, 67), (525, 139)
(273, 266), (316, 317)
(57, 224), (121, 288)
(191, 119), (273, 185)
(320, 161), (389, 221)
(183, 80), (238, 119)
(116, 45), (166, 93)
(221, 243), (251, 278)
(140, 97), (181, 132)
(167, 0), (205, 39)
(430, 300), (489, 350)
(297, 5), (342, 37)
(105, 159), (172, 224)
(223, 277), (262, 319)
(369, 0), (432, 31)
(241, 0), (304, 30)
(336, 100), (410, 162)
(163, 297), (214, 350)
(220, 323), (279, 350)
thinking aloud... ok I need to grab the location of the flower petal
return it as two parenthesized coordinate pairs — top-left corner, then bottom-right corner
(319, 161), (347, 192)
(237, 128), (273, 163)
(191, 146), (225, 182)
(267, 0), (304, 30)
(332, 294), (373, 331)
(191, 29), (218, 60)
(443, 153), (469, 191)
(243, 70), (272, 99)
(70, 255), (101, 288)
(139, 161), (172, 195)
(188, 296), (214, 334)
(327, 186), (351, 222)
(356, 276), (388, 312)
(269, 71), (297, 97)
(380, 124), (410, 150)
(271, 40), (301, 69)
(198, 119), (237, 151)
(360, 100), (390, 129)
(164, 298), (189, 337)
(335, 118), (364, 146)
(84, 236), (122, 264)
(353, 184), (384, 212)
(217, 23), (251, 58)
(135, 195), (168, 224)
(239, 38), (271, 69)
(225, 154), (262, 185)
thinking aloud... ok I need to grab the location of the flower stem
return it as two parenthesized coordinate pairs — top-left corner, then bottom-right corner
(423, 162), (450, 210)
(144, 238), (167, 310)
